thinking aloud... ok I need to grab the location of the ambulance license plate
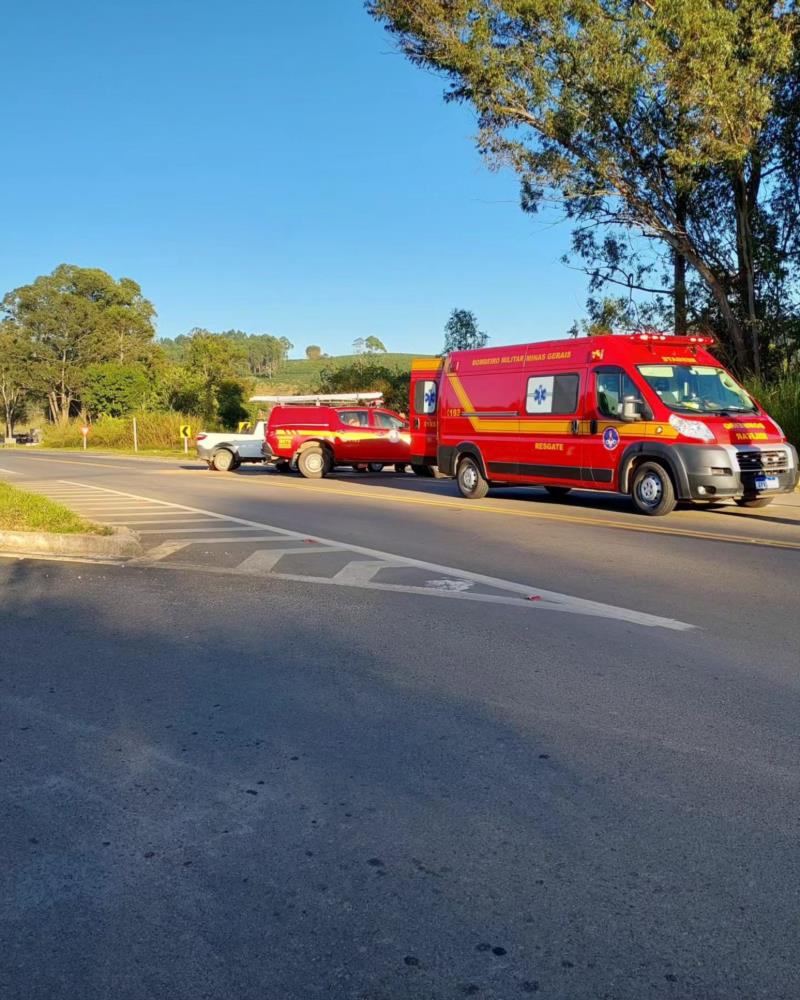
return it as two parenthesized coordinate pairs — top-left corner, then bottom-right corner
(755, 475), (779, 490)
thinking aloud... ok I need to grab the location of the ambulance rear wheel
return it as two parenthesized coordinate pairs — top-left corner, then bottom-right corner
(545, 486), (571, 498)
(631, 462), (676, 516)
(394, 463), (408, 474)
(457, 456), (490, 500)
(298, 446), (329, 479)
(734, 496), (774, 508)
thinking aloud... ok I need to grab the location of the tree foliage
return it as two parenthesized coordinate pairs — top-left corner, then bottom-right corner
(0, 320), (32, 438)
(364, 335), (387, 353)
(1, 264), (157, 422)
(443, 308), (488, 353)
(315, 359), (410, 412)
(82, 362), (151, 418)
(306, 344), (323, 360)
(368, 1), (799, 374)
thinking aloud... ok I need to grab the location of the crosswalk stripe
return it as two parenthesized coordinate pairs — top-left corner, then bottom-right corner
(38, 477), (695, 630)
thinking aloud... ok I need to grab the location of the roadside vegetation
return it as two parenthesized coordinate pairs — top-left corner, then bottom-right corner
(0, 482), (107, 534)
(745, 373), (800, 452)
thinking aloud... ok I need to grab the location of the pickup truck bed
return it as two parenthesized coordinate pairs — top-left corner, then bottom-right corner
(196, 422), (269, 471)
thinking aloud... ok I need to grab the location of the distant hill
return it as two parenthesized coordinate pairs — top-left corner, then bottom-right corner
(252, 352), (435, 394)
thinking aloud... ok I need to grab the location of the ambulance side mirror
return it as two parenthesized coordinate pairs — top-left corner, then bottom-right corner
(621, 396), (644, 421)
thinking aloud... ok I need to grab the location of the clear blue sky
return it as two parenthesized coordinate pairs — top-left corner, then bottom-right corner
(1, 0), (588, 357)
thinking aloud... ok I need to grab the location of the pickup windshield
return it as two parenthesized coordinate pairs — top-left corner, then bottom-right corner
(637, 364), (757, 415)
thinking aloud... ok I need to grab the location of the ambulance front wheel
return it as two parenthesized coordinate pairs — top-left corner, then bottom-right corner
(734, 496), (774, 508)
(457, 456), (490, 500)
(631, 461), (676, 516)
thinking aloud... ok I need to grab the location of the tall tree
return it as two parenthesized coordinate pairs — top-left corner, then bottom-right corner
(1, 264), (156, 421)
(0, 321), (31, 439)
(368, 0), (797, 374)
(443, 308), (488, 353)
(364, 335), (387, 353)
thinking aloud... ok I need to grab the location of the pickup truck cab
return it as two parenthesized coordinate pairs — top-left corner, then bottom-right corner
(196, 421), (268, 471)
(255, 394), (412, 478)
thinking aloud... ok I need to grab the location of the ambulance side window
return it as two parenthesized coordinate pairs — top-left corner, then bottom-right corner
(414, 380), (438, 415)
(596, 369), (649, 418)
(524, 374), (579, 414)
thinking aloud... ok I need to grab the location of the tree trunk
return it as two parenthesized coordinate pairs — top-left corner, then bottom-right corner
(666, 233), (749, 373)
(733, 169), (760, 376)
(673, 193), (688, 335)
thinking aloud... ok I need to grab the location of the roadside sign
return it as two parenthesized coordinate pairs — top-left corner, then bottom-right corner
(237, 421), (252, 432)
(180, 424), (191, 438)
(81, 425), (89, 451)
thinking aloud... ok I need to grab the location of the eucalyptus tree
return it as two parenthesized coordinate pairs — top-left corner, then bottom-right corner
(368, 0), (798, 374)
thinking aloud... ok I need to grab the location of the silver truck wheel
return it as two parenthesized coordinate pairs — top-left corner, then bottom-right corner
(212, 449), (235, 472)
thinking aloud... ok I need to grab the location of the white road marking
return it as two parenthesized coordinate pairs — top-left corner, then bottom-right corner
(104, 518), (219, 526)
(333, 560), (404, 584)
(426, 579), (474, 592)
(46, 479), (695, 631)
(237, 546), (345, 573)
(139, 540), (192, 561)
(139, 535), (301, 545)
(135, 525), (282, 535)
(0, 467), (22, 475)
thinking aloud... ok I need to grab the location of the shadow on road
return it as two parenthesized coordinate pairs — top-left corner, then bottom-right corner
(1, 558), (798, 1000)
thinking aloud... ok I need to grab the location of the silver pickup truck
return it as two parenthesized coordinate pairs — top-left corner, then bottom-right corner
(195, 421), (269, 471)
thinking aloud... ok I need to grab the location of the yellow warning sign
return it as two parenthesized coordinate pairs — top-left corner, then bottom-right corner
(238, 421), (252, 432)
(180, 424), (191, 438)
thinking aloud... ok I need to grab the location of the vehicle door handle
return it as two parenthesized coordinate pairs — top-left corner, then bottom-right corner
(570, 419), (579, 434)
(589, 419), (598, 435)
(413, 418), (420, 430)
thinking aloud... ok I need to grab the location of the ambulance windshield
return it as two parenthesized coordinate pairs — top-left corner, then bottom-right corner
(637, 365), (757, 415)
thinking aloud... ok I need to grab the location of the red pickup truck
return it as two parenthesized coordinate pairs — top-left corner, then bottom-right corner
(256, 394), (413, 478)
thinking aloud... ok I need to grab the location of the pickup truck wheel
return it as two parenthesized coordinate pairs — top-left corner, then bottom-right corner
(631, 461), (676, 516)
(298, 446), (329, 479)
(211, 448), (236, 472)
(368, 463), (384, 473)
(394, 463), (408, 473)
(734, 496), (774, 508)
(457, 456), (490, 500)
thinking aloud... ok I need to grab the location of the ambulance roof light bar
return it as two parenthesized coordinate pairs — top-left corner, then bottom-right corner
(632, 332), (715, 346)
(249, 391), (384, 406)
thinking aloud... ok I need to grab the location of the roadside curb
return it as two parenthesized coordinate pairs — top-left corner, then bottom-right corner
(0, 526), (143, 559)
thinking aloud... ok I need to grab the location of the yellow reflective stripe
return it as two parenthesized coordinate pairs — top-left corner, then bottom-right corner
(447, 376), (681, 441)
(412, 357), (444, 372)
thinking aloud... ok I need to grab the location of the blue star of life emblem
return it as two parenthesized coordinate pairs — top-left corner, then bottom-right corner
(424, 387), (437, 410)
(533, 384), (548, 405)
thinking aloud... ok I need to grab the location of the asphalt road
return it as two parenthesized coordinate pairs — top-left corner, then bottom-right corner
(1, 450), (798, 1000)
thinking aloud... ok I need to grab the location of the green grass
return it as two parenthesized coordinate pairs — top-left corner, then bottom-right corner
(256, 352), (430, 394)
(41, 411), (205, 451)
(0, 482), (108, 534)
(745, 373), (800, 451)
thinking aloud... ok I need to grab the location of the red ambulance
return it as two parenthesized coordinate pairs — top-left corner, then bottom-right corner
(409, 334), (798, 515)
